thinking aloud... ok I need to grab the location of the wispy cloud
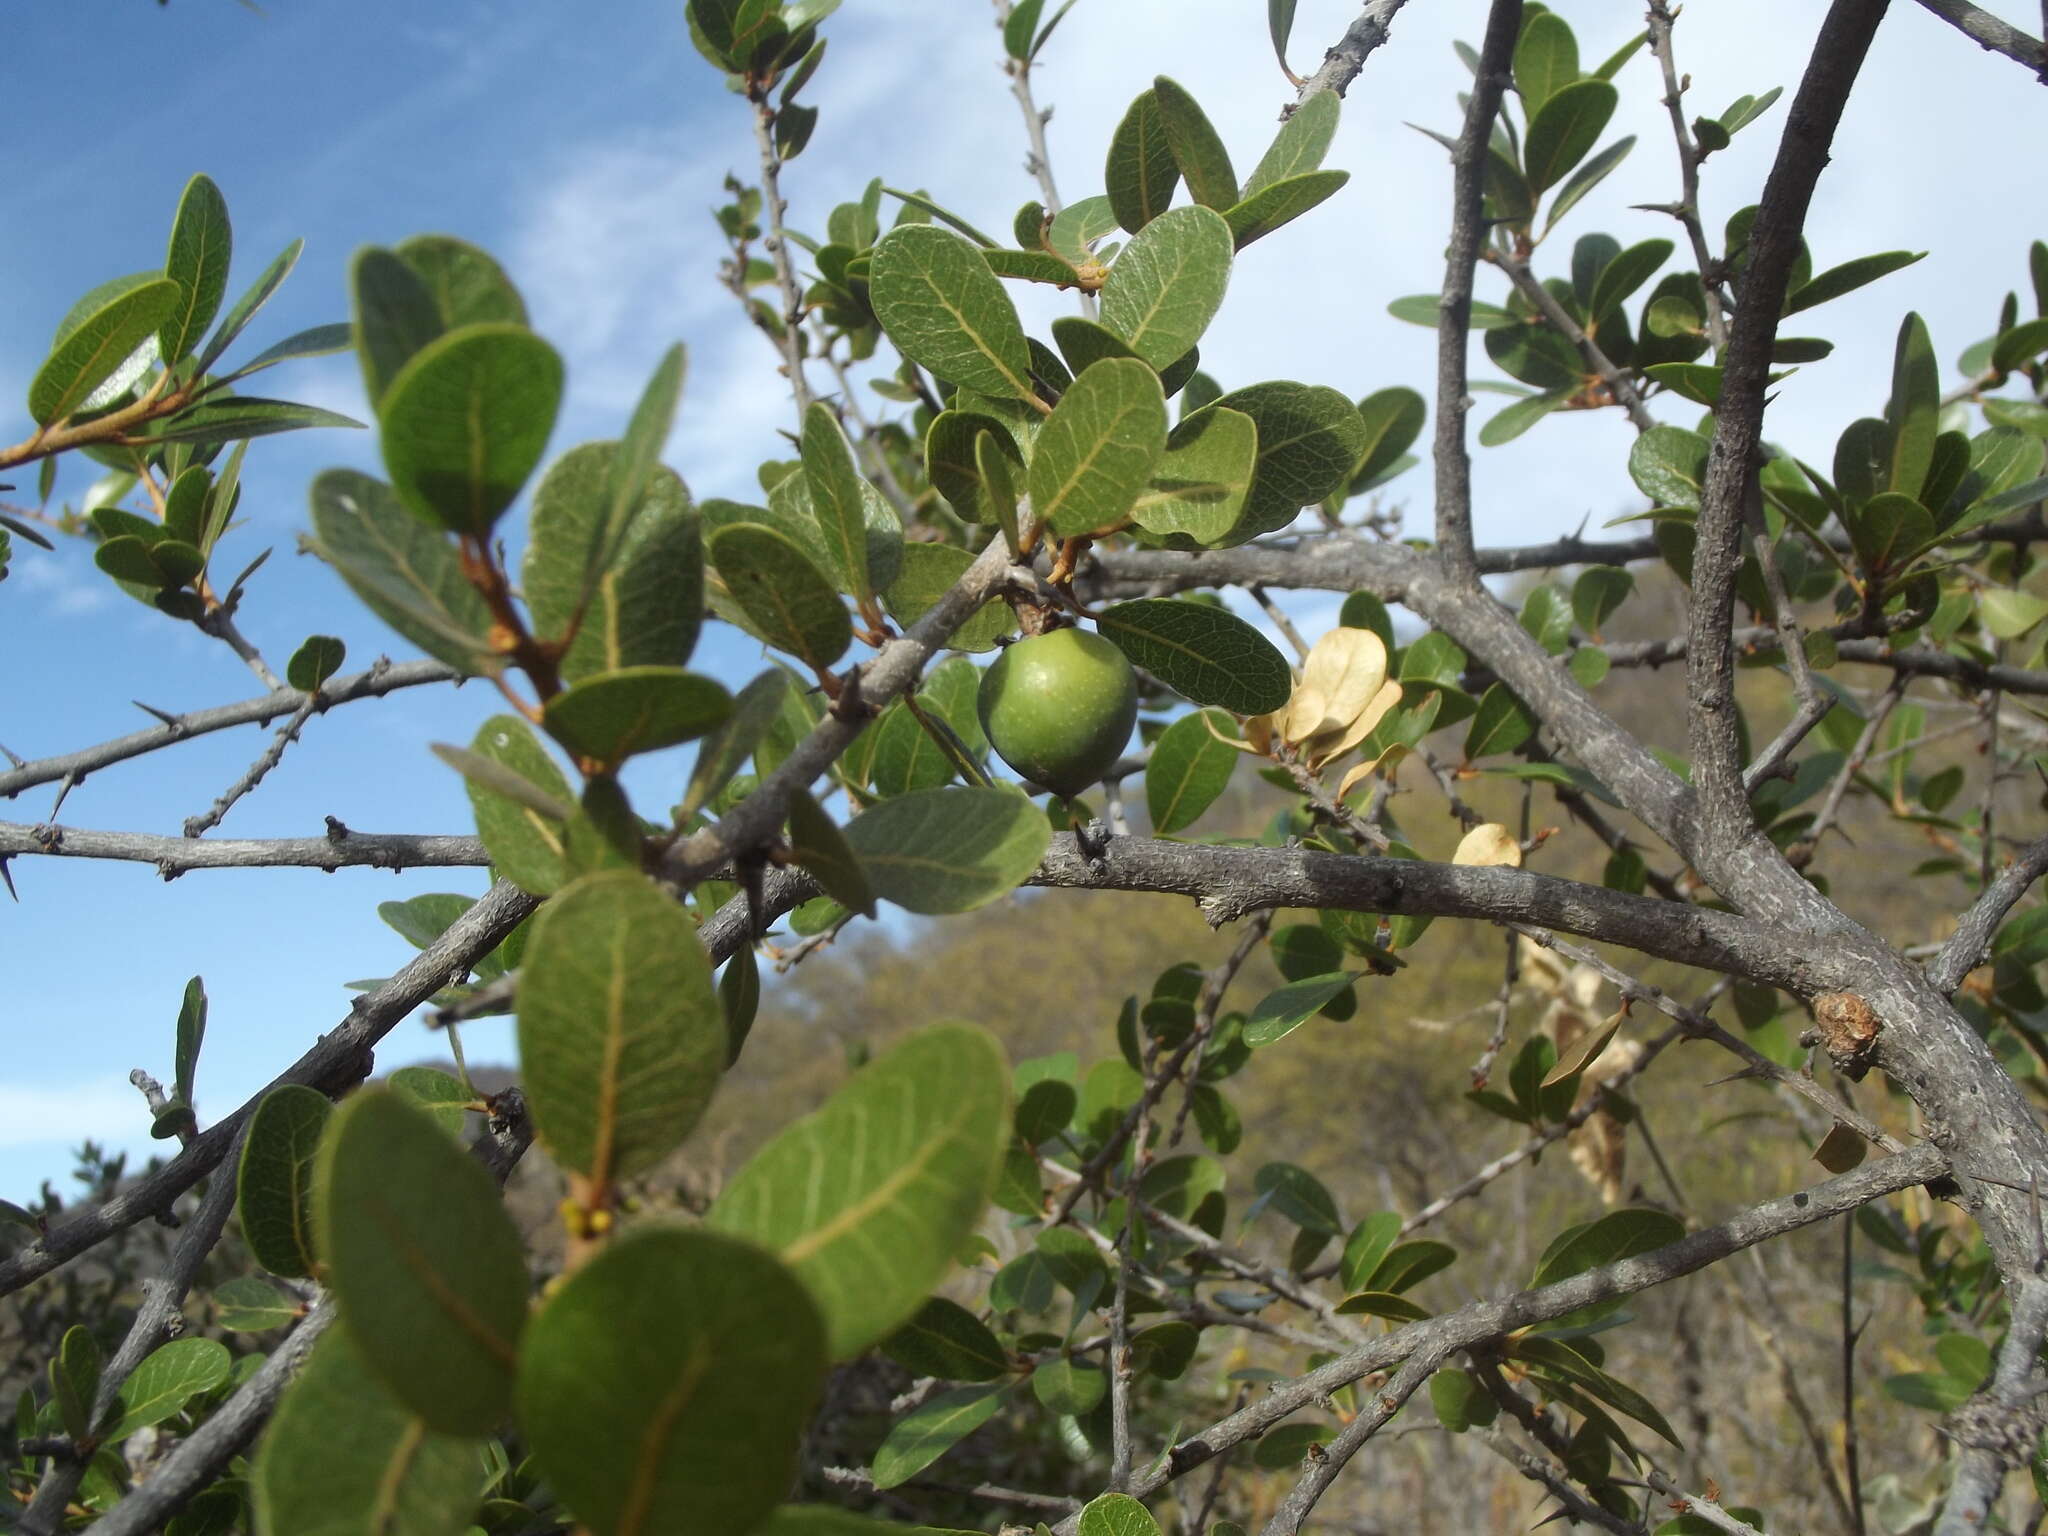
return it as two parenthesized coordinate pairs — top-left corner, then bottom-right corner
(0, 1077), (144, 1151)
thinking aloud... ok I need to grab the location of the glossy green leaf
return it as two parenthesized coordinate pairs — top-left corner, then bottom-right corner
(389, 1066), (472, 1136)
(1587, 238), (1673, 323)
(173, 974), (206, 1108)
(788, 787), (879, 919)
(29, 278), (181, 426)
(881, 543), (1015, 652)
(1513, 1335), (1682, 1445)
(1146, 708), (1240, 833)
(518, 870), (725, 1183)
(1979, 588), (2048, 639)
(1352, 387), (1426, 487)
(975, 429), (1023, 553)
(1887, 312), (1939, 502)
(1152, 76), (1238, 210)
(925, 409), (1021, 523)
(105, 1338), (230, 1441)
(1340, 1211), (1403, 1292)
(1106, 89), (1182, 234)
(870, 225), (1036, 401)
(1046, 195), (1120, 270)
(1366, 1239), (1457, 1294)
(710, 522), (851, 672)
(197, 236), (304, 376)
(396, 234), (529, 329)
(1029, 358), (1168, 539)
(870, 1383), (1008, 1489)
(1267, 0), (1298, 76)
(351, 247), (444, 411)
(1524, 80), (1618, 196)
(541, 667), (730, 766)
(253, 1323), (483, 1536)
(1465, 682), (1536, 758)
(1480, 388), (1569, 446)
(1133, 405), (1256, 545)
(1003, 0), (1045, 59)
(1533, 1208), (1686, 1288)
(314, 1089), (528, 1434)
(145, 395), (364, 447)
(1246, 88), (1338, 199)
(1096, 598), (1292, 714)
(1572, 566), (1634, 637)
(1514, 11), (1579, 116)
(307, 469), (497, 674)
(237, 1084), (332, 1279)
(719, 944), (760, 1067)
(709, 1023), (1010, 1358)
(52, 1326), (101, 1441)
(1078, 1492), (1160, 1536)
(1784, 249), (1924, 316)
(160, 174), (233, 365)
(1223, 169), (1349, 249)
(458, 715), (573, 894)
(1099, 205), (1233, 368)
(1847, 492), (1934, 573)
(844, 787), (1050, 914)
(1429, 1368), (1498, 1433)
(678, 668), (790, 822)
(516, 1227), (825, 1536)
(1212, 381), (1370, 540)
(1628, 425), (1710, 509)
(287, 635), (347, 692)
(803, 402), (882, 604)
(1016, 1078), (1079, 1144)
(214, 1276), (300, 1333)
(1051, 315), (1141, 376)
(882, 1297), (1010, 1383)
(1244, 973), (1359, 1047)
(379, 324), (563, 536)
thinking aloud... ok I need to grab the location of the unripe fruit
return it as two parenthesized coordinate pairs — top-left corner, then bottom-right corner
(977, 628), (1139, 799)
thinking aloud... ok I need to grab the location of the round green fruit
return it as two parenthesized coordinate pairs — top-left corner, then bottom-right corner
(977, 628), (1139, 798)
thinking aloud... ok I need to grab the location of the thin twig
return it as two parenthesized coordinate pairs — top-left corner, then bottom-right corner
(1293, 0), (1415, 106)
(748, 92), (815, 417)
(1489, 248), (1658, 432)
(182, 694), (320, 838)
(1930, 830), (2048, 992)
(1909, 0), (2048, 79)
(1644, 0), (1732, 352)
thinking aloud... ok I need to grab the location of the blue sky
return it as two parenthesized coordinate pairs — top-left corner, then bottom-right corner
(1, 0), (2040, 1202)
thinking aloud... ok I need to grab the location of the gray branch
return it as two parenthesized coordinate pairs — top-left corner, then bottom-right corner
(0, 821), (485, 875)
(0, 879), (536, 1298)
(0, 658), (460, 801)
(1928, 831), (2048, 992)
(1910, 0), (2048, 76)
(1935, 1275), (2048, 1533)
(1295, 0), (1414, 103)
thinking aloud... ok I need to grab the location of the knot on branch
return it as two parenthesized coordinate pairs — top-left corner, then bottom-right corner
(1805, 992), (1882, 1080)
(1947, 1391), (2047, 1460)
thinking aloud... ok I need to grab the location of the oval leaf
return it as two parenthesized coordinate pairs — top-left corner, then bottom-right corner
(1029, 358), (1169, 539)
(1099, 206), (1234, 369)
(709, 522), (852, 672)
(30, 277), (182, 427)
(844, 786), (1051, 914)
(1096, 598), (1293, 715)
(1146, 708), (1241, 833)
(870, 225), (1036, 402)
(460, 714), (574, 895)
(541, 667), (731, 766)
(237, 1083), (333, 1279)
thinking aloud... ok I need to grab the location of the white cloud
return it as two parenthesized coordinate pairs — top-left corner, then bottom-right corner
(12, 547), (112, 618)
(0, 1077), (144, 1150)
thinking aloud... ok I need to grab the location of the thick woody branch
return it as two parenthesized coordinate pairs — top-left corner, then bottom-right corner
(1295, 0), (1414, 103)
(1909, 0), (2048, 77)
(0, 658), (461, 800)
(1935, 1275), (2048, 1534)
(1431, 0), (1523, 584)
(0, 879), (535, 1298)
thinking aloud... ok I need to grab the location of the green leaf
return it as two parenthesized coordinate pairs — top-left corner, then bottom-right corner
(253, 1323), (484, 1536)
(843, 787), (1051, 914)
(1106, 89), (1182, 234)
(881, 543), (1015, 652)
(1846, 492), (1934, 573)
(1628, 425), (1710, 509)
(1267, 0), (1298, 76)
(237, 1084), (332, 1279)
(1533, 1208), (1686, 1288)
(145, 395), (365, 447)
(1243, 973), (1360, 1046)
(1430, 1368), (1499, 1433)
(314, 1088), (528, 1434)
(870, 1383), (1008, 1489)
(1016, 1078), (1078, 1144)
(1524, 80), (1618, 196)
(1479, 388), (1569, 446)
(1587, 238), (1673, 323)
(925, 409), (1022, 523)
(541, 667), (730, 766)
(1029, 359), (1169, 539)
(1887, 312), (1940, 502)
(1099, 206), (1234, 368)
(871, 225), (1037, 402)
(1352, 388), (1426, 487)
(524, 446), (701, 683)
(287, 635), (347, 692)
(1146, 708), (1240, 833)
(389, 1066), (472, 1136)
(1223, 170), (1350, 250)
(396, 234), (530, 329)
(1213, 381), (1370, 540)
(1514, 11), (1580, 117)
(225, 321), (355, 380)
(350, 246), (445, 411)
(1034, 1357), (1106, 1414)
(1003, 0), (1045, 59)
(160, 174), (233, 366)
(516, 1227), (824, 1536)
(307, 469), (498, 674)
(788, 787), (879, 919)
(29, 278), (181, 426)
(1387, 293), (1519, 331)
(518, 870), (725, 1184)
(379, 324), (564, 536)
(1052, 315), (1141, 376)
(1543, 135), (1633, 234)
(1134, 405), (1256, 546)
(105, 1338), (230, 1441)
(52, 1326), (101, 1441)
(458, 715), (574, 894)
(1152, 76), (1239, 210)
(1096, 598), (1293, 714)
(976, 428), (1023, 554)
(1572, 566), (1634, 637)
(1465, 683), (1536, 759)
(709, 1024), (1011, 1359)
(1994, 317), (2048, 373)
(1980, 588), (2048, 640)
(710, 522), (852, 672)
(213, 1276), (300, 1333)
(679, 668), (791, 822)
(1246, 88), (1338, 199)
(1340, 1211), (1403, 1292)
(1514, 1335), (1682, 1446)
(1785, 249), (1924, 315)
(803, 402), (883, 604)
(1366, 1239), (1456, 1294)
(173, 974), (206, 1109)
(1046, 196), (1121, 269)
(882, 1297), (1010, 1383)
(1078, 1495), (1161, 1536)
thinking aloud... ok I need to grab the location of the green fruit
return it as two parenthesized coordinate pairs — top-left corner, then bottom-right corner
(977, 628), (1139, 798)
